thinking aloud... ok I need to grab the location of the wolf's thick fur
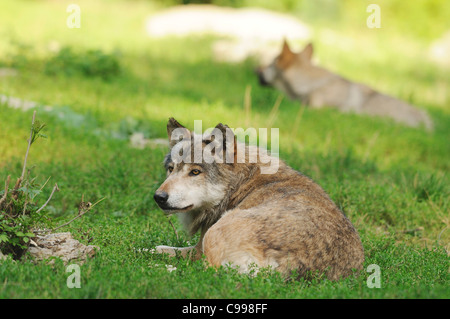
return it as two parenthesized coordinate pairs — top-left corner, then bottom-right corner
(257, 41), (433, 130)
(153, 118), (364, 280)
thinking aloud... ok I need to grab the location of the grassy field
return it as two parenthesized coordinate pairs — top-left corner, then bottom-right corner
(0, 0), (449, 298)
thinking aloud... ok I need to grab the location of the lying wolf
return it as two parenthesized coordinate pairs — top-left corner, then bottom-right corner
(256, 41), (433, 130)
(153, 118), (364, 280)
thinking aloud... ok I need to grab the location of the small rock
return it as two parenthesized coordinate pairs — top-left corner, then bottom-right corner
(148, 138), (170, 148)
(129, 132), (148, 149)
(0, 68), (18, 77)
(26, 232), (99, 265)
(129, 132), (169, 149)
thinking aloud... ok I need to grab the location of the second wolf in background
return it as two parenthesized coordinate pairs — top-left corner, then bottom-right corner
(257, 41), (433, 130)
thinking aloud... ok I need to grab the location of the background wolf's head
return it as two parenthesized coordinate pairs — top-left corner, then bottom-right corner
(256, 40), (316, 98)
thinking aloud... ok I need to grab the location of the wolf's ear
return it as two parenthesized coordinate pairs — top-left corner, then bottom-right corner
(281, 39), (292, 55)
(277, 39), (296, 69)
(167, 117), (190, 148)
(214, 123), (237, 163)
(214, 123), (234, 144)
(300, 43), (314, 62)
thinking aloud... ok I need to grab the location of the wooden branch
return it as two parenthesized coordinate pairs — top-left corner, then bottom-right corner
(52, 197), (106, 232)
(20, 111), (36, 182)
(39, 176), (51, 192)
(12, 177), (22, 197)
(398, 227), (424, 235)
(244, 85), (251, 127)
(167, 216), (180, 242)
(22, 200), (28, 215)
(36, 183), (59, 214)
(12, 111), (36, 196)
(0, 175), (11, 206)
(267, 94), (283, 128)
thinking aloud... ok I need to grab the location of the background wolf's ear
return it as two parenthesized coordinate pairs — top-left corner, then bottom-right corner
(281, 39), (292, 55)
(300, 43), (314, 62)
(278, 39), (296, 68)
(167, 117), (190, 148)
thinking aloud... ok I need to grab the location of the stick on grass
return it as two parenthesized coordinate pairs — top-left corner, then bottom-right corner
(0, 175), (10, 206)
(267, 94), (283, 128)
(244, 85), (252, 127)
(166, 216), (180, 242)
(20, 111), (36, 182)
(52, 196), (106, 231)
(36, 183), (59, 214)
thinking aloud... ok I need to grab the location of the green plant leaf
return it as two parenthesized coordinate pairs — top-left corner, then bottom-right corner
(0, 234), (8, 243)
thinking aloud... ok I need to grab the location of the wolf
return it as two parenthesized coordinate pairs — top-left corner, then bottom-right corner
(153, 118), (364, 280)
(256, 40), (433, 130)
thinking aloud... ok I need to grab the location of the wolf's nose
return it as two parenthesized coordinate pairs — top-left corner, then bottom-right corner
(255, 68), (269, 86)
(154, 191), (169, 205)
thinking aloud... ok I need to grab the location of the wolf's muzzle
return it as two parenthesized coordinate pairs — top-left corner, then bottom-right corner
(154, 191), (169, 206)
(255, 68), (270, 86)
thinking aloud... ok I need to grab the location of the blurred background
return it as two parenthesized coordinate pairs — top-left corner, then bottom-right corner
(1, 0), (448, 115)
(0, 0), (449, 165)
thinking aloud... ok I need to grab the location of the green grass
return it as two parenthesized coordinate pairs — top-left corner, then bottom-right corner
(0, 0), (449, 298)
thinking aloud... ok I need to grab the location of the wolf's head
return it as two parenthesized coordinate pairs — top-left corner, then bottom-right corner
(256, 40), (314, 98)
(153, 118), (235, 215)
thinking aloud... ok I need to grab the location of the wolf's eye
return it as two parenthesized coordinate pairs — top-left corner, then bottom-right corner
(168, 167), (174, 173)
(190, 169), (201, 176)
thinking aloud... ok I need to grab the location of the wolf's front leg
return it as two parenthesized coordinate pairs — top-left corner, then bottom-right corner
(154, 230), (206, 259)
(154, 245), (194, 258)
